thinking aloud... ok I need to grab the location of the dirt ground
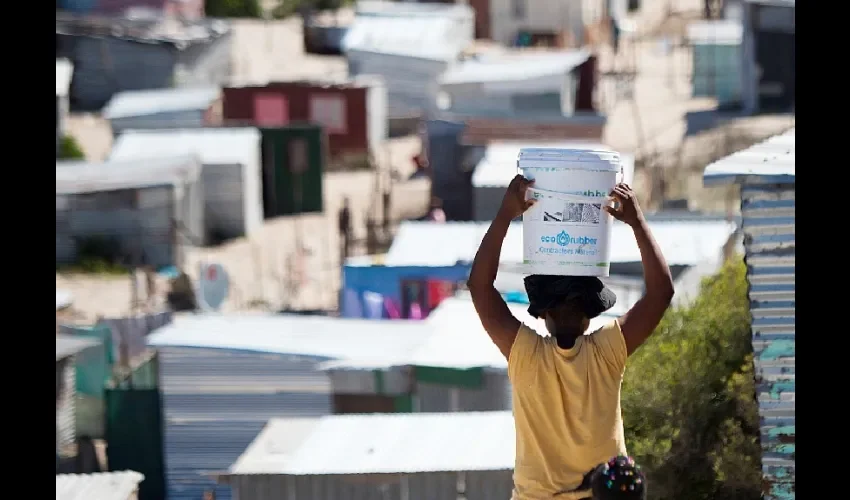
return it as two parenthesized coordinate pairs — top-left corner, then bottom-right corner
(59, 3), (794, 321)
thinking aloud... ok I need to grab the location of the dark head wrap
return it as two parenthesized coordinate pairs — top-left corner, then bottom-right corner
(524, 274), (617, 319)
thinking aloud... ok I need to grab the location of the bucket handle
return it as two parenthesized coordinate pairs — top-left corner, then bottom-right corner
(526, 187), (613, 205)
(516, 163), (624, 202)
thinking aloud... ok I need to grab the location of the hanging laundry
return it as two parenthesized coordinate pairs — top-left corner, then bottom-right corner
(409, 302), (424, 320)
(363, 291), (385, 319)
(427, 279), (455, 310)
(341, 289), (363, 318)
(384, 297), (402, 319)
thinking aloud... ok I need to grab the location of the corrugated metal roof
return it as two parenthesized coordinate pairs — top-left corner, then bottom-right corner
(471, 142), (635, 188)
(411, 297), (544, 370)
(385, 219), (737, 267)
(56, 334), (101, 361)
(343, 4), (472, 61)
(343, 17), (460, 60)
(703, 128), (795, 186)
(744, 0), (794, 6)
(356, 0), (472, 16)
(686, 21), (743, 45)
(490, 273), (643, 312)
(158, 347), (332, 500)
(703, 128), (795, 498)
(56, 11), (229, 46)
(440, 50), (590, 85)
(56, 59), (73, 97)
(607, 218), (736, 265)
(147, 299), (622, 373)
(56, 155), (202, 194)
(411, 296), (620, 370)
(56, 471), (144, 500)
(102, 86), (220, 119)
(321, 294), (621, 371)
(744, 183), (795, 498)
(385, 221), (523, 267)
(227, 417), (323, 474)
(109, 128), (260, 165)
(228, 412), (515, 475)
(147, 314), (430, 363)
(56, 289), (73, 311)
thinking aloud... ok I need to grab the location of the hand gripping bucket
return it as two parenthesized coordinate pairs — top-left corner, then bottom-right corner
(517, 148), (623, 277)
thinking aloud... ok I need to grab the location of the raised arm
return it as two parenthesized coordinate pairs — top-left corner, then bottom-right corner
(467, 175), (535, 359)
(604, 184), (674, 355)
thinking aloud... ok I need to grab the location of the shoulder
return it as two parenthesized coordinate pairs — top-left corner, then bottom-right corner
(508, 323), (551, 382)
(586, 319), (628, 375)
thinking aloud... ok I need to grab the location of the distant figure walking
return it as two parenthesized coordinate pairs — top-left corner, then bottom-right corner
(338, 198), (352, 260)
(608, 0), (622, 56)
(382, 190), (392, 233)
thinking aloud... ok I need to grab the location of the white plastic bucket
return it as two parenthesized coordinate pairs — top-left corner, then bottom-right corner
(518, 148), (623, 277)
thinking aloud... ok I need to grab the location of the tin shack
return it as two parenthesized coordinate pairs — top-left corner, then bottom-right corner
(222, 78), (387, 169)
(57, 59), (74, 155)
(221, 412), (516, 500)
(146, 313), (428, 500)
(56, 155), (203, 268)
(687, 21), (744, 108)
(725, 0), (795, 113)
(57, 334), (101, 454)
(703, 128), (795, 498)
(102, 87), (223, 137)
(258, 126), (326, 217)
(342, 1), (474, 128)
(56, 13), (231, 111)
(109, 128), (263, 242)
(437, 49), (593, 118)
(341, 217), (737, 319)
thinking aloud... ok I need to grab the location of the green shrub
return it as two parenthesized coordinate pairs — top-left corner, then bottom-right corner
(272, 0), (351, 20)
(205, 0), (262, 18)
(59, 135), (85, 160)
(622, 258), (762, 499)
(57, 237), (127, 275)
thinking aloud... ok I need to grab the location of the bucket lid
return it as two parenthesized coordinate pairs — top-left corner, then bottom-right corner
(518, 148), (621, 172)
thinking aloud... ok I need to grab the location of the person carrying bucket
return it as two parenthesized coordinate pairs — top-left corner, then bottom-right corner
(467, 175), (673, 500)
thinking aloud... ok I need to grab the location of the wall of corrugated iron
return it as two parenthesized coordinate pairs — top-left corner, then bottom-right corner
(158, 347), (333, 500)
(424, 120), (474, 221)
(740, 183), (794, 500)
(57, 358), (77, 452)
(61, 32), (230, 112)
(101, 311), (173, 363)
(466, 470), (515, 500)
(230, 470), (513, 500)
(348, 51), (447, 121)
(327, 367), (412, 395)
(442, 85), (566, 117)
(109, 110), (209, 137)
(64, 36), (176, 111)
(474, 185), (509, 222)
(417, 371), (510, 412)
(56, 184), (194, 268)
(222, 81), (380, 161)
